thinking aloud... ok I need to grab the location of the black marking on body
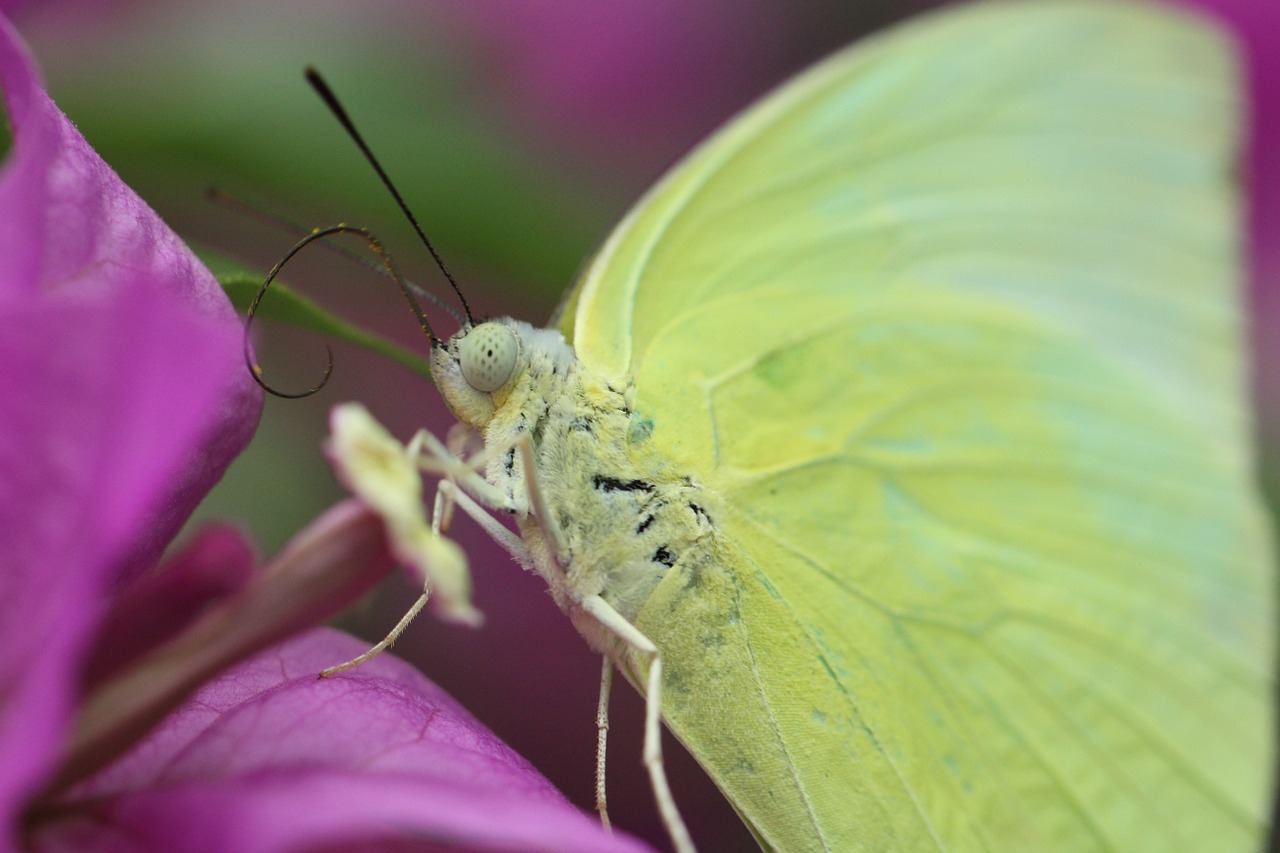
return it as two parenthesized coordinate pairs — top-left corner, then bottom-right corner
(653, 546), (677, 567)
(636, 514), (655, 534)
(570, 417), (594, 434)
(504, 416), (530, 477)
(593, 475), (655, 494)
(689, 503), (711, 525)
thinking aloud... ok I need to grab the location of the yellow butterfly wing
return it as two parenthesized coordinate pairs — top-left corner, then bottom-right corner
(559, 1), (1273, 850)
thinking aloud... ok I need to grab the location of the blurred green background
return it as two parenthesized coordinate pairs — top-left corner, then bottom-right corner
(5, 0), (1275, 849)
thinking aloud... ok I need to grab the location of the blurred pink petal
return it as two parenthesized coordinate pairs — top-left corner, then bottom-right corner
(0, 11), (259, 842)
(432, 0), (787, 173)
(83, 524), (259, 690)
(33, 629), (651, 853)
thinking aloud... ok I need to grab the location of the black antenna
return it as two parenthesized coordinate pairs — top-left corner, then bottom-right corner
(245, 224), (437, 398)
(305, 67), (475, 327)
(207, 186), (465, 326)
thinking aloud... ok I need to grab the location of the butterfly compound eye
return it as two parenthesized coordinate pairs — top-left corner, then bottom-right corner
(459, 322), (518, 392)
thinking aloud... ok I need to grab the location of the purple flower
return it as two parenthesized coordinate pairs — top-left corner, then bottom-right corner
(0, 14), (649, 852)
(424, 0), (803, 176)
(34, 625), (651, 852)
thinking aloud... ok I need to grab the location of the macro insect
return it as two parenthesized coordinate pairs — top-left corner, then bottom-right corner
(246, 3), (1274, 851)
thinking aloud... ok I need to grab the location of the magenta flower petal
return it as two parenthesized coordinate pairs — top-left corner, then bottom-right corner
(34, 629), (651, 853)
(83, 524), (259, 692)
(0, 13), (260, 574)
(432, 0), (782, 174)
(0, 272), (252, 850)
(0, 13), (260, 840)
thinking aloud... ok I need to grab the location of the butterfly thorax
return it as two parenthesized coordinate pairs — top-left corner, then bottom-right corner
(432, 318), (721, 638)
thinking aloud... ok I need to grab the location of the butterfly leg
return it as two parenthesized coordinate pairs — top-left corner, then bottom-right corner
(582, 595), (696, 853)
(418, 427), (572, 573)
(515, 433), (571, 566)
(321, 406), (479, 676)
(319, 591), (431, 678)
(410, 427), (517, 515)
(419, 425), (468, 535)
(596, 655), (614, 831)
(409, 428), (576, 611)
(421, 425), (570, 562)
(436, 479), (531, 566)
(322, 464), (535, 681)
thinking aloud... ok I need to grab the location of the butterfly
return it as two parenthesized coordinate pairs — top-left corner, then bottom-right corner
(260, 1), (1274, 850)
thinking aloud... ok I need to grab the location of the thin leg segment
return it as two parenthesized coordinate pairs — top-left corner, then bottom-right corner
(596, 654), (613, 831)
(437, 480), (531, 565)
(411, 428), (515, 514)
(416, 426), (569, 569)
(582, 595), (696, 853)
(517, 435), (569, 564)
(319, 590), (430, 678)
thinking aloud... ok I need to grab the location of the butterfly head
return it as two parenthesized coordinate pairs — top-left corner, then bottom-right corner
(431, 319), (525, 427)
